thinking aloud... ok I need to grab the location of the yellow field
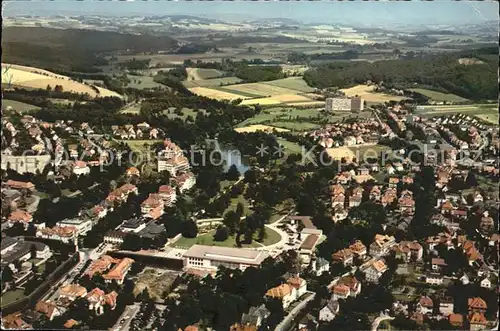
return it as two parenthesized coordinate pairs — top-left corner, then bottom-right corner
(341, 84), (408, 103)
(2, 63), (122, 99)
(188, 86), (251, 100)
(326, 147), (356, 161)
(241, 94), (313, 106)
(234, 124), (290, 133)
(287, 101), (324, 107)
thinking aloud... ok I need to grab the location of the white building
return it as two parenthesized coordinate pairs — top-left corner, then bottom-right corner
(363, 259), (388, 283)
(183, 245), (269, 271)
(319, 300), (339, 322)
(57, 218), (93, 236)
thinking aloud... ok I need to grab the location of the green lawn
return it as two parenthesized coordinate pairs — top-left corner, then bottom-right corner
(190, 68), (224, 80)
(212, 86), (263, 98)
(264, 77), (315, 92)
(173, 226), (282, 249)
(277, 138), (304, 155)
(1, 289), (26, 308)
(126, 74), (165, 89)
(118, 139), (162, 153)
(225, 195), (253, 216)
(410, 88), (469, 102)
(1, 99), (41, 113)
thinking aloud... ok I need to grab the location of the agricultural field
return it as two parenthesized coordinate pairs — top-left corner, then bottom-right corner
(126, 74), (165, 89)
(1, 99), (40, 112)
(234, 124), (290, 133)
(186, 68), (224, 81)
(188, 77), (320, 107)
(183, 76), (242, 88)
(1, 63), (122, 99)
(280, 65), (309, 76)
(409, 88), (469, 103)
(341, 84), (409, 103)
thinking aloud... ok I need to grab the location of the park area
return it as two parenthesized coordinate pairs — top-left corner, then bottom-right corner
(172, 226), (282, 249)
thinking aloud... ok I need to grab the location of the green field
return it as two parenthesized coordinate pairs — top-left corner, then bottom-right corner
(126, 74), (165, 89)
(117, 140), (162, 160)
(184, 76), (242, 88)
(189, 68), (224, 80)
(173, 226), (281, 249)
(410, 88), (469, 102)
(212, 86), (264, 98)
(418, 104), (498, 124)
(264, 77), (315, 92)
(1, 289), (26, 308)
(277, 138), (304, 155)
(1, 99), (41, 112)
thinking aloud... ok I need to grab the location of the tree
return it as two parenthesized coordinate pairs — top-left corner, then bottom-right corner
(223, 210), (239, 234)
(226, 164), (241, 181)
(1, 266), (14, 285)
(214, 225), (229, 242)
(30, 244), (38, 259)
(181, 220), (198, 238)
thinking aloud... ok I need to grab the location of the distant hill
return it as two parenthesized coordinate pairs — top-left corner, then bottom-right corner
(2, 27), (178, 71)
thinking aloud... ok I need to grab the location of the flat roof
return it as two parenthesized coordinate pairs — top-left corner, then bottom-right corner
(184, 245), (269, 265)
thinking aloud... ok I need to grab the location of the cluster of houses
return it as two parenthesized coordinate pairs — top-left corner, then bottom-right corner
(111, 122), (161, 140)
(392, 295), (491, 331)
(308, 119), (390, 148)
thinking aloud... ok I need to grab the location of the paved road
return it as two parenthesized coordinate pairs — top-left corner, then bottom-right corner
(111, 303), (141, 331)
(275, 292), (316, 331)
(371, 313), (394, 331)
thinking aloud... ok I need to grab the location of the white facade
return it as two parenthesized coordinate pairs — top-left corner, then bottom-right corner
(57, 218), (93, 235)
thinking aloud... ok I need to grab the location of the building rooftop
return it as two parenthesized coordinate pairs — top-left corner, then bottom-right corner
(184, 245), (269, 265)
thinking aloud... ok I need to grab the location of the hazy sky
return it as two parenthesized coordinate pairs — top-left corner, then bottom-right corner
(3, 0), (499, 26)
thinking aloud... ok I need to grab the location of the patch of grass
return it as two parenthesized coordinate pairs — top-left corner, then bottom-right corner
(173, 226), (281, 249)
(277, 138), (304, 155)
(410, 88), (469, 102)
(1, 289), (26, 307)
(271, 121), (321, 131)
(1, 99), (41, 113)
(126, 74), (165, 89)
(264, 77), (315, 92)
(225, 194), (252, 216)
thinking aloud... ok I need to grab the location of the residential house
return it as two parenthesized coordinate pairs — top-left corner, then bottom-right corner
(240, 305), (270, 328)
(126, 167), (140, 177)
(331, 205), (348, 223)
(332, 284), (350, 300)
(349, 241), (367, 258)
(469, 312), (488, 331)
(417, 296), (434, 315)
(332, 248), (354, 266)
(339, 276), (361, 297)
(393, 241), (423, 262)
(369, 234), (396, 256)
(431, 258), (447, 272)
(468, 297), (487, 314)
(319, 299), (339, 322)
(58, 284), (88, 302)
(266, 284), (296, 309)
(158, 185), (177, 206)
(86, 288), (118, 315)
(410, 312), (424, 325)
(73, 161), (90, 176)
(7, 210), (33, 229)
(102, 258), (134, 284)
(363, 259), (388, 283)
(312, 257), (330, 276)
(1, 313), (32, 330)
(36, 226), (78, 244)
(141, 194), (164, 214)
(480, 278), (491, 289)
(35, 301), (62, 321)
(5, 180), (35, 192)
(348, 187), (363, 208)
(439, 297), (454, 316)
(448, 313), (464, 328)
(369, 186), (381, 201)
(174, 172), (196, 193)
(425, 272), (444, 285)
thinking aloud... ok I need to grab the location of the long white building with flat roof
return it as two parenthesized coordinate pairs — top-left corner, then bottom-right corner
(183, 245), (270, 271)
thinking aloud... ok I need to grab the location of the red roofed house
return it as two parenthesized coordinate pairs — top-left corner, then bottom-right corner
(141, 194), (164, 214)
(126, 167), (140, 177)
(469, 312), (487, 331)
(1, 313), (32, 330)
(73, 161), (90, 176)
(339, 276), (361, 297)
(6, 180), (35, 191)
(35, 301), (62, 321)
(158, 185), (177, 206)
(332, 248), (354, 266)
(332, 284), (350, 300)
(468, 297), (487, 314)
(448, 313), (464, 327)
(8, 210), (33, 229)
(417, 296), (434, 315)
(364, 259), (388, 283)
(174, 172), (196, 193)
(103, 258), (134, 284)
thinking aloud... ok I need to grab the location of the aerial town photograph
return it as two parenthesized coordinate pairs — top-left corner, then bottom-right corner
(0, 0), (498, 330)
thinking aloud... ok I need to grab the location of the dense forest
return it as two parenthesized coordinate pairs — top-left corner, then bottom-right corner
(2, 27), (178, 71)
(303, 47), (497, 100)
